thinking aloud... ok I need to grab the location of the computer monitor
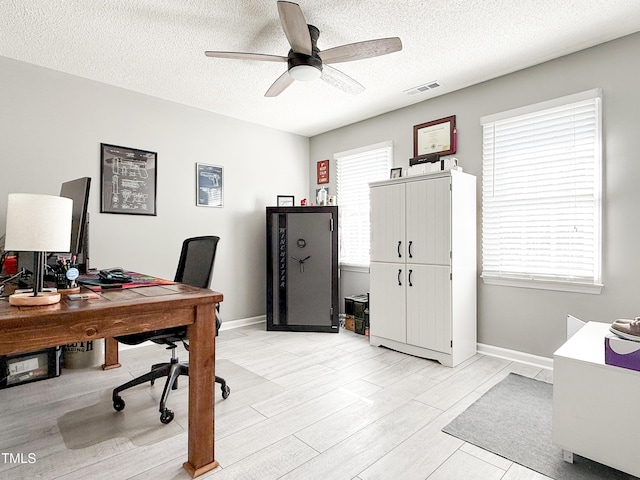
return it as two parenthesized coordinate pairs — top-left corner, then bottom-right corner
(59, 177), (91, 273)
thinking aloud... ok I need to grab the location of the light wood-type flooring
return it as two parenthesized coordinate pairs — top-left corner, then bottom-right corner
(0, 323), (554, 480)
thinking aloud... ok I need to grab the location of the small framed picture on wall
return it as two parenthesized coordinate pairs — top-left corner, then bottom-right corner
(196, 163), (224, 207)
(317, 160), (329, 184)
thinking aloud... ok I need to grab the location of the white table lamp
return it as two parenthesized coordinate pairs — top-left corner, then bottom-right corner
(4, 193), (73, 306)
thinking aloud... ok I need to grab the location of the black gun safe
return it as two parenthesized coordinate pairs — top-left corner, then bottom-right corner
(266, 206), (339, 332)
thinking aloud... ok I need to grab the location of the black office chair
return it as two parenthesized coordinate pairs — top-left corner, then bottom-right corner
(111, 236), (230, 424)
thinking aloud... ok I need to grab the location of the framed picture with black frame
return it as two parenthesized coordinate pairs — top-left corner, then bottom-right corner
(100, 143), (157, 215)
(196, 163), (224, 207)
(277, 195), (295, 207)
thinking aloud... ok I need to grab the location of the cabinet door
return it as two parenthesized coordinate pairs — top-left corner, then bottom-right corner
(406, 177), (451, 265)
(369, 262), (406, 343)
(370, 183), (405, 263)
(406, 264), (451, 353)
(286, 212), (334, 327)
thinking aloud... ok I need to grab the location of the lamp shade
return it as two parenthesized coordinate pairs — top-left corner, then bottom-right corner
(5, 193), (73, 253)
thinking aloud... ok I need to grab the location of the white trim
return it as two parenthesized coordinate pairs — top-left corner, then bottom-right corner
(219, 315), (265, 331)
(333, 140), (393, 159)
(482, 275), (603, 294)
(481, 88), (601, 124)
(477, 342), (553, 370)
(339, 263), (369, 273)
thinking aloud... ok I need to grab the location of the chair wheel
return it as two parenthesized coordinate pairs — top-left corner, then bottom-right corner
(222, 385), (230, 399)
(113, 396), (125, 412)
(160, 409), (174, 424)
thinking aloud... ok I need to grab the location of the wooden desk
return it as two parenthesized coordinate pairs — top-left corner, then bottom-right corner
(0, 283), (223, 478)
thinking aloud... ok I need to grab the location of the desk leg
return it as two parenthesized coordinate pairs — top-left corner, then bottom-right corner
(183, 303), (218, 477)
(102, 337), (121, 370)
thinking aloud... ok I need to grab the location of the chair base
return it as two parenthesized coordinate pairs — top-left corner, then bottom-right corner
(112, 357), (229, 424)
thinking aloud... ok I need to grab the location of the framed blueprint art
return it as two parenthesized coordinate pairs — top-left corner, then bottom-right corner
(100, 143), (157, 215)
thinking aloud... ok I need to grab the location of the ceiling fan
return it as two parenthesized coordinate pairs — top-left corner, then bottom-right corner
(204, 1), (402, 97)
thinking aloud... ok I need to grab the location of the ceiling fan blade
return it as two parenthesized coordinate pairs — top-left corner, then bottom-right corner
(320, 37), (402, 64)
(205, 51), (287, 63)
(321, 65), (364, 95)
(277, 1), (312, 55)
(265, 71), (295, 97)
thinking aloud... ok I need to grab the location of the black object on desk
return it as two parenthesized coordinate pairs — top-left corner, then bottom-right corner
(98, 268), (132, 283)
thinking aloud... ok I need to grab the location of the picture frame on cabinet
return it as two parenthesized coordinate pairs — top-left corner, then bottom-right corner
(413, 115), (457, 157)
(277, 195), (295, 207)
(390, 167), (402, 179)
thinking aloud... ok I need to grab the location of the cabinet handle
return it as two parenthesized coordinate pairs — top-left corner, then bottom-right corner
(408, 241), (413, 258)
(408, 269), (413, 287)
(397, 241), (402, 258)
(397, 269), (402, 286)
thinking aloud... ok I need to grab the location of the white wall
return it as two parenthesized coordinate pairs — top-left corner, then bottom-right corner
(310, 32), (640, 358)
(0, 56), (309, 322)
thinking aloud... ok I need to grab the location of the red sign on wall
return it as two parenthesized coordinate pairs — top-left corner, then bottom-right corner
(317, 160), (329, 184)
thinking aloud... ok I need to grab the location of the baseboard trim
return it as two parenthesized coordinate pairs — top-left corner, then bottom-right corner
(219, 315), (265, 331)
(477, 343), (553, 371)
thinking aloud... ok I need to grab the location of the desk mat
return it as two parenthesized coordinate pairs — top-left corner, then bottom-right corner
(58, 386), (186, 449)
(78, 271), (175, 291)
(57, 359), (257, 449)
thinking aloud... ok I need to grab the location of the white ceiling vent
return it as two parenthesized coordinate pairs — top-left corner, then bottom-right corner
(404, 81), (441, 96)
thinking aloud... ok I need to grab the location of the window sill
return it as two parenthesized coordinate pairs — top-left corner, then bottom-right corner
(481, 275), (603, 294)
(339, 264), (370, 274)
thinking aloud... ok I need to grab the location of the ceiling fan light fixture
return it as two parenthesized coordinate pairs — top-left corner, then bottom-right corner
(205, 2), (402, 96)
(289, 64), (321, 81)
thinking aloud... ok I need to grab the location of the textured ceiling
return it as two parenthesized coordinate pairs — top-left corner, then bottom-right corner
(2, 1), (640, 137)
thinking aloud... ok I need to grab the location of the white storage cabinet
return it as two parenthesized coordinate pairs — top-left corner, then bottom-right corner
(553, 321), (640, 477)
(369, 170), (476, 367)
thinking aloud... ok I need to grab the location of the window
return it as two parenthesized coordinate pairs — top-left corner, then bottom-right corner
(481, 89), (602, 293)
(336, 141), (393, 268)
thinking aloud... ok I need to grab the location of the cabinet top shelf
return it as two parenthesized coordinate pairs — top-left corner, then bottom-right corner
(369, 168), (475, 188)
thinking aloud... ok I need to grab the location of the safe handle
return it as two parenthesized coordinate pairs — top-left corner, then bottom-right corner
(397, 269), (402, 286)
(397, 241), (402, 258)
(408, 241), (413, 258)
(408, 269), (413, 287)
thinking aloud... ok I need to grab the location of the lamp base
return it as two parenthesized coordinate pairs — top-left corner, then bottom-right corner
(9, 292), (62, 306)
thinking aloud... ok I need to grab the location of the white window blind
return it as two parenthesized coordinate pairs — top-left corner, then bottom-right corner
(481, 89), (602, 293)
(336, 141), (392, 267)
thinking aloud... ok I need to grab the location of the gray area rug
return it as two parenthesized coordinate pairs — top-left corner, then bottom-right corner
(442, 373), (638, 480)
